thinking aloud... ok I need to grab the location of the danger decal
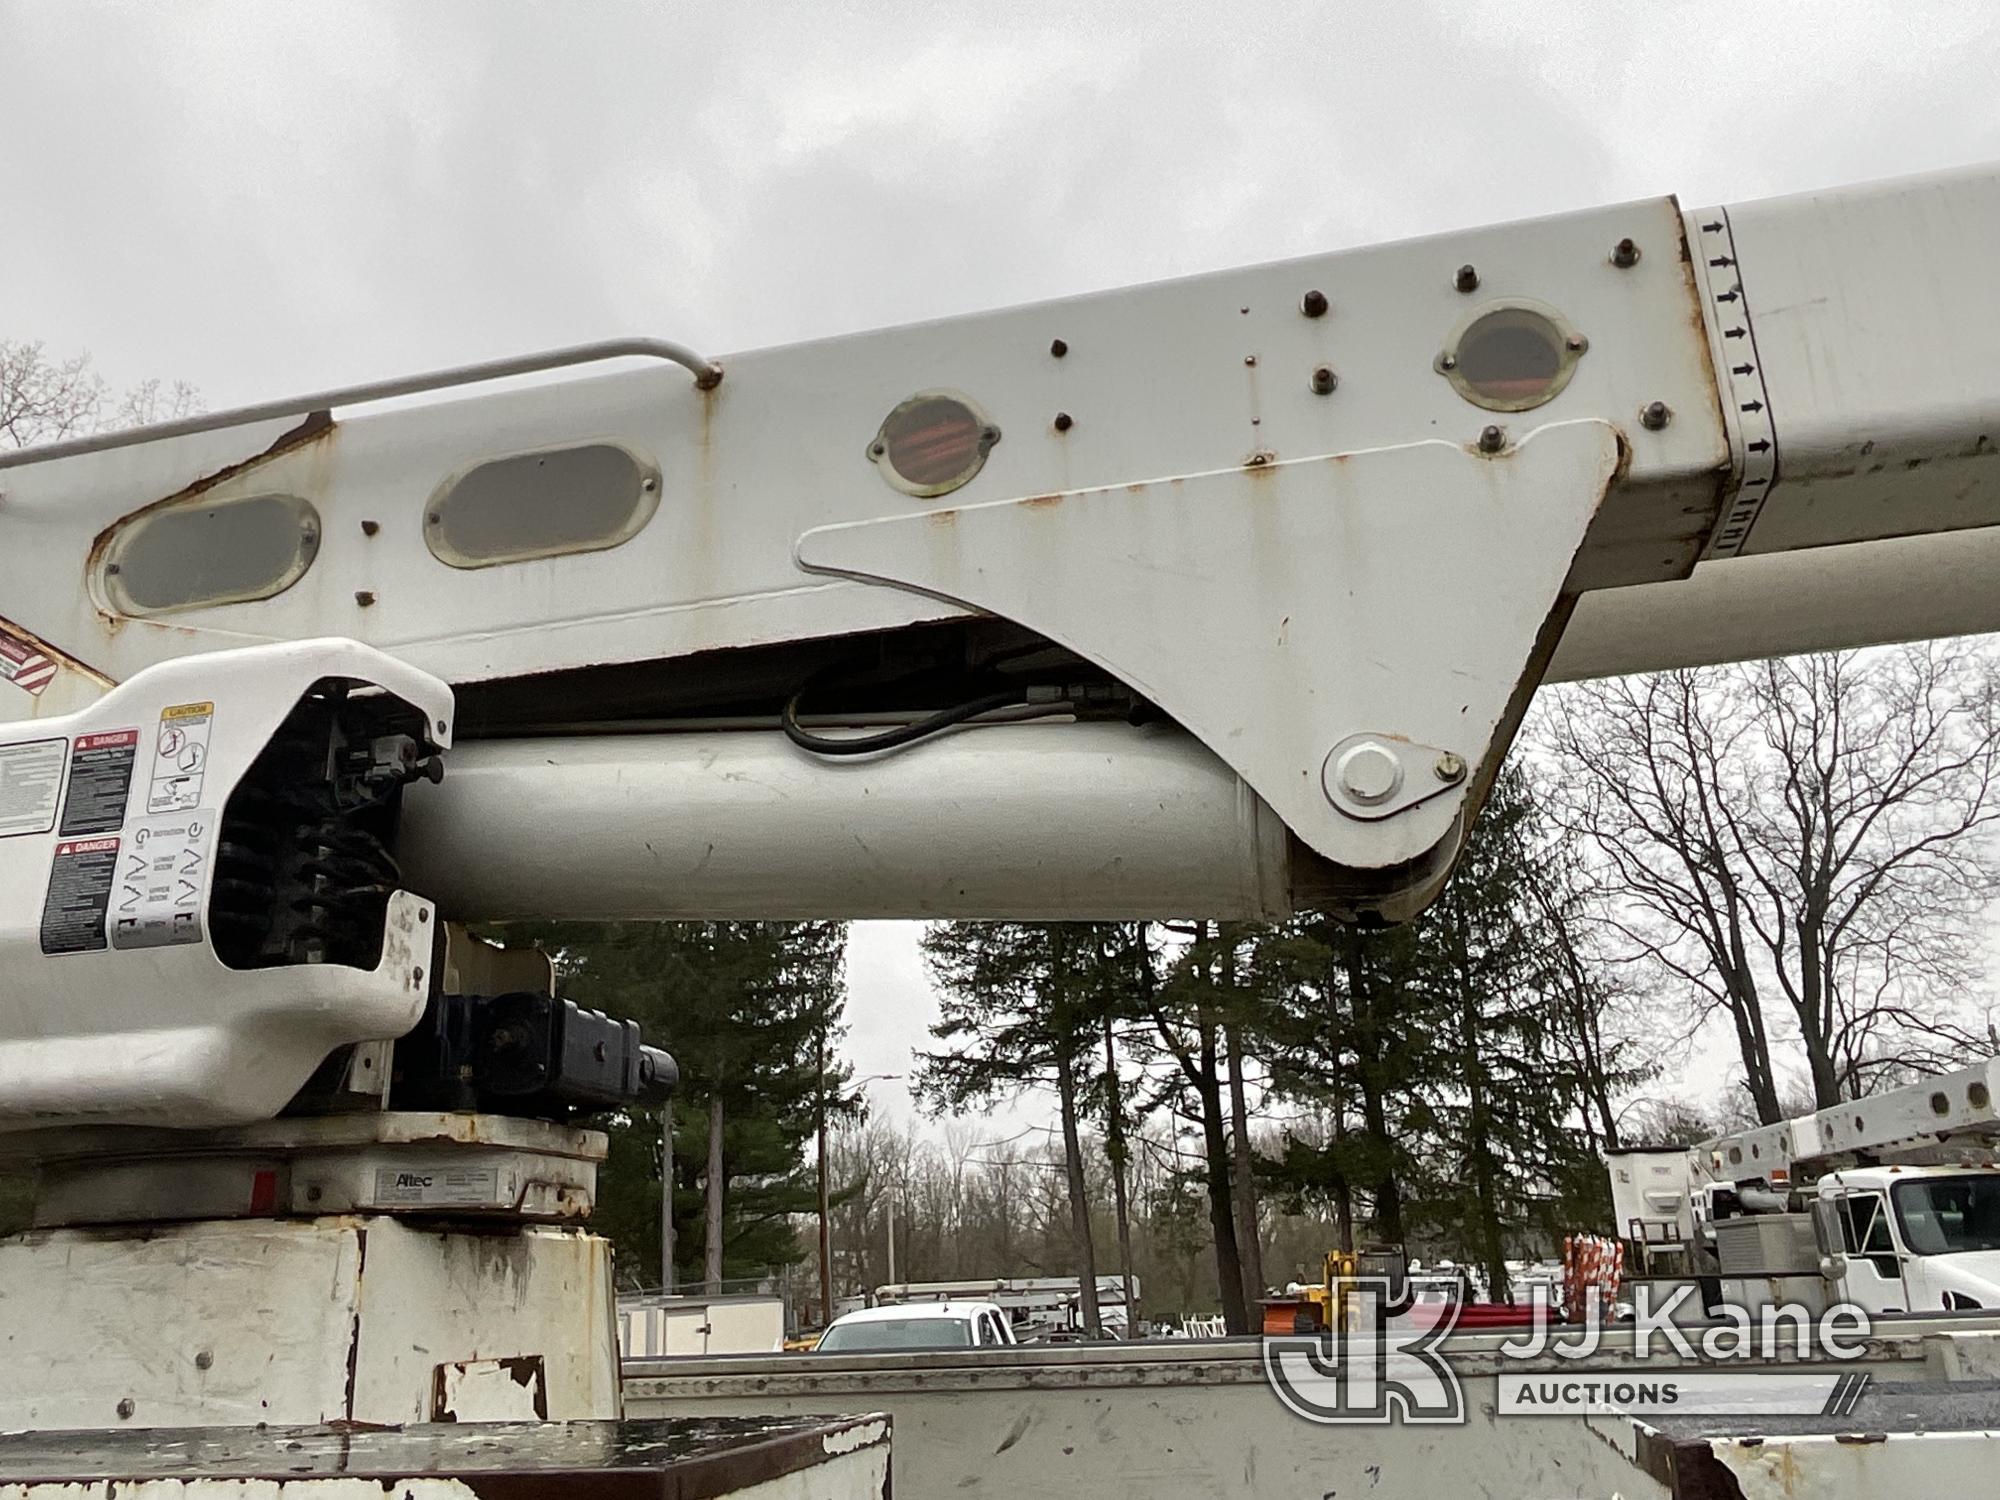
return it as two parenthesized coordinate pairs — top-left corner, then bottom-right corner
(41, 836), (119, 955)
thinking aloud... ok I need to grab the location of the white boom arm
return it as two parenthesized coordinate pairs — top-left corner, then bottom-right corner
(2, 163), (1999, 940)
(1701, 1056), (2000, 1190)
(1607, 1056), (2000, 1250)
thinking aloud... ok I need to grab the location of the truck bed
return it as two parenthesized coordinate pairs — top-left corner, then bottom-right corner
(626, 1319), (2000, 1499)
(1625, 1378), (2000, 1497)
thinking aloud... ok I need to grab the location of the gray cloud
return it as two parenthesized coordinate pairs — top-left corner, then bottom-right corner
(8, 0), (1996, 405)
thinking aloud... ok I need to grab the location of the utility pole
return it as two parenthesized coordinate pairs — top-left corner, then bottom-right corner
(660, 1103), (676, 1294)
(815, 1070), (898, 1323)
(816, 1021), (832, 1326)
(885, 1184), (897, 1287)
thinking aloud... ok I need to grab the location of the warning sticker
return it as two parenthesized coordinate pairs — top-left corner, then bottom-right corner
(0, 738), (67, 839)
(0, 629), (57, 697)
(149, 702), (214, 814)
(59, 729), (139, 837)
(40, 836), (118, 955)
(110, 809), (213, 950)
(372, 1166), (502, 1208)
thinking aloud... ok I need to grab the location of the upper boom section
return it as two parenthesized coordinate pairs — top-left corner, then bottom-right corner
(4, 165), (1999, 919)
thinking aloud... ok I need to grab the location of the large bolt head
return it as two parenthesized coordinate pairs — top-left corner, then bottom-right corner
(1335, 741), (1404, 806)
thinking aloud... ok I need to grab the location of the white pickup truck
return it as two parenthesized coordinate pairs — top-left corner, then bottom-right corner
(816, 1300), (1020, 1352)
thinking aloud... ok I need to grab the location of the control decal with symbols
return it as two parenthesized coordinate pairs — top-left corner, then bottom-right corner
(111, 810), (214, 950)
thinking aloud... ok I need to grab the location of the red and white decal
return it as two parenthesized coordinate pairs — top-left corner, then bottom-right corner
(0, 630), (56, 697)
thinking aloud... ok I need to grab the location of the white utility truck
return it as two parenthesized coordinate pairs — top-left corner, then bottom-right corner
(874, 1275), (1136, 1338)
(9, 161), (2000, 1495)
(1610, 1056), (2000, 1316)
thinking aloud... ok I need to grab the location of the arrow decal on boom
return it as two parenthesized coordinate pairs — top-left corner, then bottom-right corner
(1693, 203), (1780, 559)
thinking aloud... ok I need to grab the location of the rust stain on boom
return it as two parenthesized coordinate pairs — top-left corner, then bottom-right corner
(84, 409), (337, 633)
(85, 409), (337, 571)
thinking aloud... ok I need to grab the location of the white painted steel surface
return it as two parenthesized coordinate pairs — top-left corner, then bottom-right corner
(796, 421), (1624, 881)
(0, 1424), (891, 1500)
(23, 1112), (607, 1227)
(0, 1483), (485, 1500)
(0, 641), (450, 1133)
(1689, 165), (2000, 560)
(1706, 1055), (2000, 1179)
(0, 193), (1721, 690)
(0, 336), (724, 470)
(0, 190), (1723, 910)
(0, 1217), (620, 1432)
(5, 167), (2000, 915)
(1702, 1428), (1995, 1499)
(634, 1356), (1668, 1499)
(1605, 1147), (1701, 1242)
(626, 1326), (1996, 1499)
(1551, 525), (2000, 681)
(0, 1457), (895, 1500)
(397, 722), (1308, 920)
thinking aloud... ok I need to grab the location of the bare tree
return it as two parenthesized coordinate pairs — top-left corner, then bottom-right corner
(1524, 819), (1648, 1153)
(1540, 643), (2000, 1121)
(1620, 1097), (1726, 1148)
(114, 374), (203, 430)
(0, 338), (199, 450)
(704, 1093), (727, 1290)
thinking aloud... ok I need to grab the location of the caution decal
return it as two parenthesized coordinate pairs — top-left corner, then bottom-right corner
(149, 702), (214, 814)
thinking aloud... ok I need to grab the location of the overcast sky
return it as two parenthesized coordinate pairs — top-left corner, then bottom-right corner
(6, 1), (1998, 1125)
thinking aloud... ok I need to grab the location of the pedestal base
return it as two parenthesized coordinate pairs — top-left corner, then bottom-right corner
(0, 1416), (893, 1500)
(0, 1215), (620, 1432)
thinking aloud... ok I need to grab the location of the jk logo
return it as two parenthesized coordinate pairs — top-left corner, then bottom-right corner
(1262, 1277), (1466, 1425)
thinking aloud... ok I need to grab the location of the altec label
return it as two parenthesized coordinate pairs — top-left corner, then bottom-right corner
(372, 1166), (502, 1207)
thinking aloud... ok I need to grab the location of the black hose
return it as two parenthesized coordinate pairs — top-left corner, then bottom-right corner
(780, 686), (1032, 756)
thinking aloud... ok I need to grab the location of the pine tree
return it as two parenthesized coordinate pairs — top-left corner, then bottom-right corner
(505, 920), (850, 1289)
(1256, 764), (1637, 1284)
(1137, 921), (1258, 1331)
(1414, 769), (1651, 1270)
(1416, 768), (1555, 1299)
(1256, 914), (1429, 1251)
(917, 922), (1131, 1334)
